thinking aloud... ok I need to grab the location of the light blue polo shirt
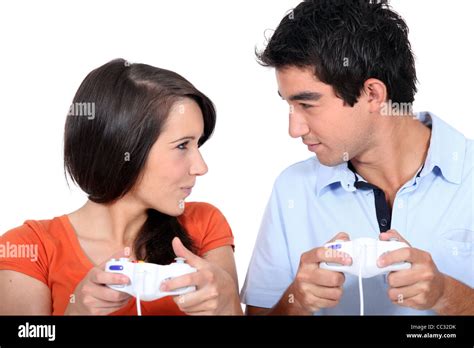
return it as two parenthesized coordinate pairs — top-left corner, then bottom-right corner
(241, 112), (473, 315)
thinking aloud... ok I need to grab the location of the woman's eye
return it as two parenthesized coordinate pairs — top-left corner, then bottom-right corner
(300, 103), (313, 109)
(177, 141), (189, 150)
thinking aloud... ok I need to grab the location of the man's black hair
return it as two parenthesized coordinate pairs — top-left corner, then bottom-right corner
(257, 0), (417, 107)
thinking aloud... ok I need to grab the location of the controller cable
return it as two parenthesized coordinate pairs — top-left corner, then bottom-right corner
(358, 245), (366, 316)
(135, 270), (145, 316)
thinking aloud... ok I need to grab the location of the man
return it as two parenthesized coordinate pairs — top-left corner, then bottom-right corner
(241, 0), (473, 315)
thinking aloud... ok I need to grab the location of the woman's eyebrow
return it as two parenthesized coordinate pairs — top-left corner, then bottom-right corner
(169, 136), (196, 144)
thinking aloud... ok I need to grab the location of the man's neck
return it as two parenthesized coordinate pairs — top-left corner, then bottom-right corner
(350, 115), (432, 199)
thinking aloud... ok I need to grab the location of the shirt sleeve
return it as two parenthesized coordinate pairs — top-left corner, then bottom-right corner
(0, 221), (50, 285)
(240, 180), (294, 309)
(196, 203), (235, 256)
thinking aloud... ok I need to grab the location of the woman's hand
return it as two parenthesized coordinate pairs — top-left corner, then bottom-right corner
(160, 237), (242, 315)
(64, 250), (132, 315)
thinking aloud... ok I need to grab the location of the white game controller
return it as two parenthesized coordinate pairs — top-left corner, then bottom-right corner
(106, 257), (197, 302)
(320, 237), (411, 278)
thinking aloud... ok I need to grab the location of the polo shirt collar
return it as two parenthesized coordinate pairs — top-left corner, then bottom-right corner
(314, 111), (466, 197)
(417, 112), (465, 185)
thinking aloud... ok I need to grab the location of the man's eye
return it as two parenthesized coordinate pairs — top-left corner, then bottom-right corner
(300, 103), (313, 109)
(177, 141), (189, 150)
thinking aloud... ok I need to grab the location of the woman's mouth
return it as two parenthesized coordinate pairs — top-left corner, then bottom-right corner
(181, 187), (193, 197)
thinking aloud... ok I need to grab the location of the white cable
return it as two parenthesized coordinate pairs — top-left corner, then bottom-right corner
(358, 245), (365, 316)
(135, 270), (145, 316)
(136, 293), (142, 316)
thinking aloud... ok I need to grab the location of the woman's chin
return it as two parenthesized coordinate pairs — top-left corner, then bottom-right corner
(167, 208), (185, 217)
(151, 200), (186, 217)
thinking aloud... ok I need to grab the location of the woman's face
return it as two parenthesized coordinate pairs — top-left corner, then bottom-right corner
(131, 98), (208, 216)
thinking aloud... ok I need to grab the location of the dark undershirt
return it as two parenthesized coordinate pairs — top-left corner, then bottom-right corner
(347, 161), (423, 233)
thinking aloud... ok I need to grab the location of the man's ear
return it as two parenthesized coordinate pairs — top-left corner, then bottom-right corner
(363, 78), (388, 114)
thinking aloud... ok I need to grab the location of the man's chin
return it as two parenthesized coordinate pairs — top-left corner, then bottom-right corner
(315, 154), (346, 167)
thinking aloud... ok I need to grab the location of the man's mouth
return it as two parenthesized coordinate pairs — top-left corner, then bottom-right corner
(303, 141), (322, 151)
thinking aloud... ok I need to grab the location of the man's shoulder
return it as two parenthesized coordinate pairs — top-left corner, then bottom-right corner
(275, 156), (318, 184)
(463, 138), (474, 180)
(465, 137), (473, 164)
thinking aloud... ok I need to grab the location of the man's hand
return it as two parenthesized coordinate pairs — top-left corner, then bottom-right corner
(278, 232), (352, 315)
(378, 230), (446, 310)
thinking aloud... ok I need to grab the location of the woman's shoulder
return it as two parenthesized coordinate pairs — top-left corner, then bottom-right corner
(179, 202), (230, 228)
(1, 215), (70, 248)
(0, 215), (72, 285)
(181, 201), (223, 217)
(179, 202), (234, 254)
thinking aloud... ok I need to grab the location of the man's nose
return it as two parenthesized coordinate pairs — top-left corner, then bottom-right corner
(289, 110), (310, 138)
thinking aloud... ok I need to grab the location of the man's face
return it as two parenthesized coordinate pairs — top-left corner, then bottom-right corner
(276, 66), (374, 166)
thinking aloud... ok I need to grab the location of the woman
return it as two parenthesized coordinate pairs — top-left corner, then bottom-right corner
(0, 59), (242, 315)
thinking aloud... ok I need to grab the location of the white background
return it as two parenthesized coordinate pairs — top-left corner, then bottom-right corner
(0, 0), (473, 293)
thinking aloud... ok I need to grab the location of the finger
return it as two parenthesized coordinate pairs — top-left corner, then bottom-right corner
(298, 266), (346, 287)
(307, 233), (352, 266)
(95, 298), (131, 309)
(298, 233), (351, 266)
(313, 269), (346, 287)
(327, 232), (350, 243)
(295, 276), (344, 305)
(378, 247), (425, 268)
(87, 283), (132, 302)
(90, 268), (130, 287)
(172, 287), (216, 310)
(161, 272), (200, 292)
(174, 298), (215, 314)
(388, 283), (422, 303)
(300, 246), (352, 266)
(392, 292), (429, 309)
(182, 310), (213, 316)
(386, 268), (420, 288)
(172, 237), (205, 269)
(306, 292), (339, 309)
(379, 229), (411, 246)
(310, 285), (344, 301)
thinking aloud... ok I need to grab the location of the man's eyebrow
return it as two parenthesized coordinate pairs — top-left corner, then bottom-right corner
(278, 90), (323, 102)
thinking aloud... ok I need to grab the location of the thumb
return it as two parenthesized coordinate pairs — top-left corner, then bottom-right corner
(172, 237), (205, 268)
(379, 229), (411, 246)
(327, 231), (351, 244)
(99, 246), (132, 269)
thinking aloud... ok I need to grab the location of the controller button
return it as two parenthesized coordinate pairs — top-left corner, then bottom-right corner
(109, 265), (124, 271)
(174, 257), (186, 263)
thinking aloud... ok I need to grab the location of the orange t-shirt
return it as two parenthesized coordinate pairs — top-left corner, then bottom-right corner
(0, 202), (234, 315)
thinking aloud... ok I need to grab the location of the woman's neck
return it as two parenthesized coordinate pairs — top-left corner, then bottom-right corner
(69, 196), (148, 248)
